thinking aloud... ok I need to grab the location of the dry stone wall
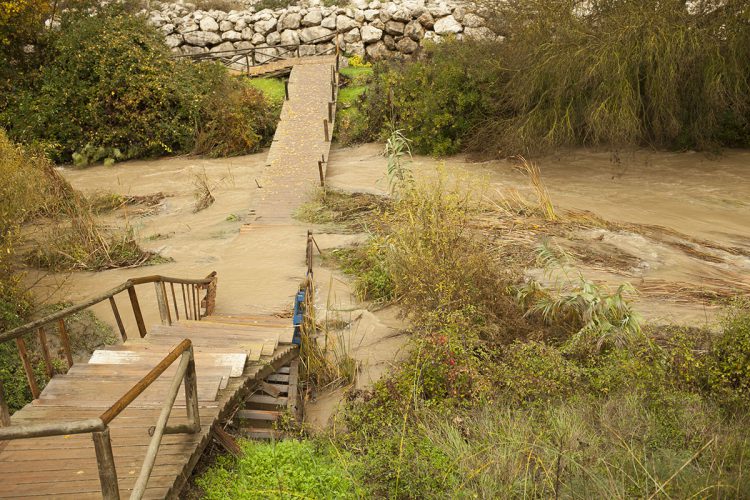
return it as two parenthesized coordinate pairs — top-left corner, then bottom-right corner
(147, 0), (495, 61)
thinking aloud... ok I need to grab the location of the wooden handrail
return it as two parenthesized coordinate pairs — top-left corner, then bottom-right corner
(0, 274), (215, 343)
(100, 339), (192, 425)
(0, 340), (200, 500)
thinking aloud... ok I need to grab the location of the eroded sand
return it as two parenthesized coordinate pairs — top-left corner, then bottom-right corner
(28, 144), (750, 430)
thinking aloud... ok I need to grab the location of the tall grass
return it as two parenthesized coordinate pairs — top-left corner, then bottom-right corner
(472, 0), (750, 153)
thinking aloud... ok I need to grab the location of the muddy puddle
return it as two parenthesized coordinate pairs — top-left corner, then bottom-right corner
(27, 143), (750, 430)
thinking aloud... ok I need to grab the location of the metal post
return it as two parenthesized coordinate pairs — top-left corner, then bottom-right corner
(92, 428), (120, 500)
(323, 119), (329, 142)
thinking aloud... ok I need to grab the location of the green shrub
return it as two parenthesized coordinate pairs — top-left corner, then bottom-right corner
(354, 1), (750, 155)
(196, 440), (360, 499)
(353, 40), (498, 155)
(707, 303), (750, 410)
(1, 8), (276, 163)
(496, 341), (582, 404)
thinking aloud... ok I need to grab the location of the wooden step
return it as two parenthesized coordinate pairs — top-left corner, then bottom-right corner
(34, 376), (223, 406)
(89, 350), (248, 377)
(266, 374), (290, 384)
(64, 364), (234, 390)
(124, 336), (268, 359)
(236, 409), (282, 421)
(173, 320), (293, 344)
(246, 394), (288, 407)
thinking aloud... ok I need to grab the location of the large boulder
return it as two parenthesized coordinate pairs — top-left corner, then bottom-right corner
(302, 9), (323, 26)
(348, 41), (366, 57)
(464, 26), (495, 40)
(299, 26), (333, 43)
(417, 11), (435, 29)
(254, 18), (277, 35)
(210, 41), (234, 53)
(428, 3), (452, 17)
(385, 20), (405, 36)
(344, 28), (361, 43)
(165, 34), (183, 48)
(279, 12), (302, 30)
(462, 13), (484, 28)
(241, 27), (254, 40)
(280, 29), (300, 46)
(322, 14), (337, 29)
(404, 20), (424, 41)
(266, 31), (281, 46)
(337, 14), (359, 31)
(181, 45), (207, 55)
(221, 30), (242, 42)
(396, 36), (419, 54)
(184, 30), (221, 46)
(391, 8), (411, 23)
(365, 40), (390, 60)
(360, 25), (383, 44)
(199, 16), (219, 32)
(434, 15), (462, 35)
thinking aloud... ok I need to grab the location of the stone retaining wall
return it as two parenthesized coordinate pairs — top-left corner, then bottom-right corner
(147, 0), (494, 61)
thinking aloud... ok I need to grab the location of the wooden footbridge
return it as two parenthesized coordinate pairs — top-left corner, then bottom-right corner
(0, 50), (339, 499)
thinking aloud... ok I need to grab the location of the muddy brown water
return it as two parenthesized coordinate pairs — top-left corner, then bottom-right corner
(26, 144), (750, 429)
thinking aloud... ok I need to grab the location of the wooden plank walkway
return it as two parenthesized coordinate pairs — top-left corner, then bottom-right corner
(244, 55), (338, 229)
(0, 55), (338, 499)
(0, 314), (297, 499)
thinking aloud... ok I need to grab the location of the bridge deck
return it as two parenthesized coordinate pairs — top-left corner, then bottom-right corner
(245, 55), (337, 229)
(0, 314), (297, 499)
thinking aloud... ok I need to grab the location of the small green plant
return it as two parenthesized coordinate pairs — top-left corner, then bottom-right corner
(706, 301), (750, 411)
(196, 438), (361, 498)
(517, 242), (642, 354)
(348, 55), (372, 68)
(384, 129), (413, 194)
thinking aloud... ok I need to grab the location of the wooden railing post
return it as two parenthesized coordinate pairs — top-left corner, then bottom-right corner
(15, 337), (39, 399)
(109, 296), (127, 341)
(284, 80), (289, 100)
(127, 286), (147, 338)
(184, 346), (201, 433)
(92, 427), (120, 500)
(203, 272), (218, 316)
(324, 119), (329, 142)
(37, 327), (54, 379)
(57, 319), (74, 369)
(328, 101), (334, 122)
(154, 281), (171, 326)
(0, 379), (11, 427)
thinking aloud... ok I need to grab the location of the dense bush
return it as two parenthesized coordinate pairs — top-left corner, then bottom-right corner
(1, 8), (276, 164)
(352, 41), (499, 156)
(352, 0), (750, 156)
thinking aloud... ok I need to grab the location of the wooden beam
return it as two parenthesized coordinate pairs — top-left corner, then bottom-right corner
(15, 337), (39, 399)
